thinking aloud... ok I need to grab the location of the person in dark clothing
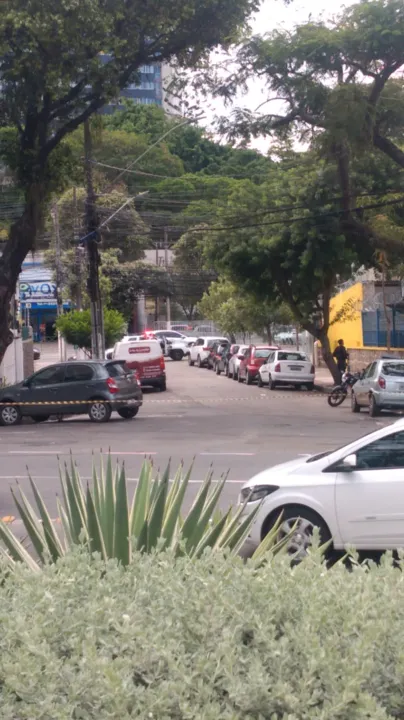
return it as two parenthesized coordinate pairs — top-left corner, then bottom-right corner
(333, 339), (349, 379)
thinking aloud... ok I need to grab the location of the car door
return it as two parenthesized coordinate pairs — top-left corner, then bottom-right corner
(355, 362), (376, 405)
(19, 364), (66, 415)
(61, 363), (96, 413)
(191, 338), (203, 361)
(335, 429), (404, 549)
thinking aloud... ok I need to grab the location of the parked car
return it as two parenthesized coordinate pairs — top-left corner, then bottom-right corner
(227, 345), (249, 381)
(207, 340), (230, 371)
(188, 336), (228, 368)
(238, 345), (279, 385)
(215, 343), (238, 376)
(171, 324), (193, 332)
(239, 416), (404, 557)
(259, 350), (315, 390)
(351, 357), (404, 417)
(0, 360), (143, 426)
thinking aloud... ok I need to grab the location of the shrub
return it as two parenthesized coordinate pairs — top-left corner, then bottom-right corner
(0, 549), (403, 718)
(56, 308), (126, 350)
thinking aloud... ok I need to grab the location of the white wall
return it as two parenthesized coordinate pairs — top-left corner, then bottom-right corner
(0, 333), (24, 386)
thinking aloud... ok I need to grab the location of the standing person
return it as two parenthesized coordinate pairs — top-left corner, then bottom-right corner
(333, 339), (349, 380)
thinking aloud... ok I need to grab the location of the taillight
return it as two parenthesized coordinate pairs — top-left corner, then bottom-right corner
(203, 346), (210, 351)
(160, 356), (165, 370)
(106, 377), (119, 394)
(378, 377), (386, 389)
(274, 363), (281, 373)
(310, 365), (315, 374)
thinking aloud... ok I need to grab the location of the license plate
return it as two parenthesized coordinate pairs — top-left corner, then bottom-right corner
(289, 365), (302, 371)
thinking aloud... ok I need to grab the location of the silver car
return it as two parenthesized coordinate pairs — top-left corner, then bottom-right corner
(227, 345), (249, 380)
(352, 358), (404, 417)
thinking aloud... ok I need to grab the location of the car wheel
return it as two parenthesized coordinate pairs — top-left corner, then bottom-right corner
(295, 384), (301, 391)
(0, 403), (22, 426)
(246, 371), (253, 385)
(118, 407), (139, 419)
(238, 371), (243, 383)
(369, 394), (379, 417)
(88, 400), (112, 423)
(262, 505), (332, 562)
(159, 378), (167, 392)
(257, 375), (263, 387)
(170, 349), (183, 361)
(269, 376), (277, 390)
(216, 364), (221, 375)
(233, 369), (238, 381)
(31, 415), (50, 423)
(196, 355), (202, 368)
(351, 391), (360, 413)
(306, 382), (314, 391)
(188, 355), (195, 367)
(225, 364), (230, 378)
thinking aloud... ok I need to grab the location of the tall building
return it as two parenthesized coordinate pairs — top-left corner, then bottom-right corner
(103, 61), (179, 115)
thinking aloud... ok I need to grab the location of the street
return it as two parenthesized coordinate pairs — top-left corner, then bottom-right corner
(0, 360), (396, 520)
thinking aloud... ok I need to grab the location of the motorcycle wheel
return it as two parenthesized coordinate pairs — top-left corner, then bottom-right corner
(327, 387), (347, 407)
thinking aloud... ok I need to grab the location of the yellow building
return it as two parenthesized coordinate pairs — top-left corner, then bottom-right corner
(328, 281), (404, 358)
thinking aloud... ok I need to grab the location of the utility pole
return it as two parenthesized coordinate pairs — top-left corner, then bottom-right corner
(73, 187), (83, 311)
(52, 203), (63, 319)
(164, 227), (171, 330)
(84, 120), (105, 359)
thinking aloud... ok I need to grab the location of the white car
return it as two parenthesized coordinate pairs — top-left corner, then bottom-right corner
(259, 350), (315, 390)
(240, 418), (404, 557)
(227, 345), (249, 380)
(188, 336), (228, 367)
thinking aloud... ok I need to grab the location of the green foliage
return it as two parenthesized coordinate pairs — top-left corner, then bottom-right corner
(105, 262), (173, 319)
(1, 549), (404, 716)
(0, 456), (279, 571)
(56, 308), (126, 350)
(199, 279), (293, 340)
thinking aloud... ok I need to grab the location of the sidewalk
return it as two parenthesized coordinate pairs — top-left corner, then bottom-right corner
(34, 341), (76, 370)
(314, 367), (334, 391)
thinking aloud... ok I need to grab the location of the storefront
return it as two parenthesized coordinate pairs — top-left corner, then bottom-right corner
(18, 255), (70, 341)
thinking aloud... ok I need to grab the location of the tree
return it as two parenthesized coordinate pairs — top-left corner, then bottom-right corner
(215, 0), (404, 260)
(202, 155), (361, 382)
(198, 279), (293, 342)
(104, 262), (173, 320)
(171, 226), (216, 319)
(0, 0), (259, 364)
(56, 308), (126, 352)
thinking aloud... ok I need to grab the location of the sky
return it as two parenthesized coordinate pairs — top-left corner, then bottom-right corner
(205, 0), (359, 151)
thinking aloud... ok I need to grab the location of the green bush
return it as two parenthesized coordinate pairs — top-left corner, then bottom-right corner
(56, 308), (126, 350)
(0, 548), (403, 718)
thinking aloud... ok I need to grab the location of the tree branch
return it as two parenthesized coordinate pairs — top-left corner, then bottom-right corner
(373, 130), (404, 169)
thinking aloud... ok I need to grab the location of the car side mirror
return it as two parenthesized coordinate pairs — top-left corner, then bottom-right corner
(22, 379), (31, 387)
(338, 454), (357, 472)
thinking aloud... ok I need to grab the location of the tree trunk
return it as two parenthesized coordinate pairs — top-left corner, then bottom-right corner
(266, 321), (273, 344)
(0, 188), (42, 364)
(317, 328), (340, 384)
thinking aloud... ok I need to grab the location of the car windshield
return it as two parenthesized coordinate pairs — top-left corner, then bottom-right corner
(278, 352), (307, 361)
(305, 427), (391, 463)
(255, 349), (271, 358)
(381, 362), (404, 377)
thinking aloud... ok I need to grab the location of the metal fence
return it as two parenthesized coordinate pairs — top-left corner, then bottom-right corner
(362, 310), (404, 348)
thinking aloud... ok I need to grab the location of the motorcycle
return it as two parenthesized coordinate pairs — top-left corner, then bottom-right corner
(327, 370), (361, 407)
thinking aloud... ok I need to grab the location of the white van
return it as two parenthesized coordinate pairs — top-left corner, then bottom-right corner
(112, 339), (166, 391)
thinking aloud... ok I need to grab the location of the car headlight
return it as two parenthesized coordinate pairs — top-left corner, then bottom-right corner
(240, 485), (279, 503)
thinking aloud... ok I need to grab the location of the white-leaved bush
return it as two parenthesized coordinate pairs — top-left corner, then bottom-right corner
(0, 548), (403, 719)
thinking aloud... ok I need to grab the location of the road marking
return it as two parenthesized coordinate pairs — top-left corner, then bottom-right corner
(199, 452), (255, 456)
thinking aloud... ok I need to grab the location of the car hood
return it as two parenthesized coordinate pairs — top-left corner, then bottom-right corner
(242, 455), (312, 490)
(0, 380), (24, 395)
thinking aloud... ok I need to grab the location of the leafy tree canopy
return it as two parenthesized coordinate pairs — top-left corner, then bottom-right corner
(0, 0), (260, 362)
(56, 308), (126, 351)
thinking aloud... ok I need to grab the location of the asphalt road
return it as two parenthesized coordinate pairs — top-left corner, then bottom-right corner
(0, 360), (397, 520)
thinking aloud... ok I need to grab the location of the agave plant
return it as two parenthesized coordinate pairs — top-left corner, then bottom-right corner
(0, 456), (287, 570)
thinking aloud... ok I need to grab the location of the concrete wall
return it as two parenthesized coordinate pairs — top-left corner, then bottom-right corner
(348, 347), (404, 371)
(0, 333), (25, 386)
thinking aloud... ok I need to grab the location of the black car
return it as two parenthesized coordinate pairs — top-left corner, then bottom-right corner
(0, 360), (143, 426)
(216, 344), (239, 376)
